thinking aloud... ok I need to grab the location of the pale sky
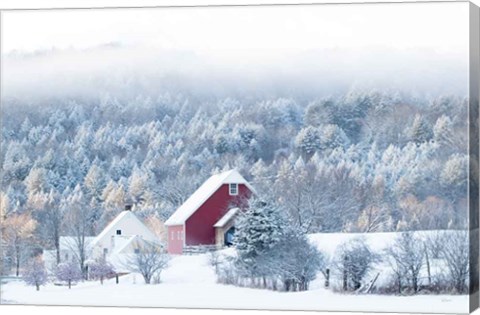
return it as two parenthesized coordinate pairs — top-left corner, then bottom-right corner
(2, 2), (469, 60)
(0, 2), (471, 99)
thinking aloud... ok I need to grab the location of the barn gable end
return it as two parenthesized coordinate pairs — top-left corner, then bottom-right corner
(165, 169), (253, 254)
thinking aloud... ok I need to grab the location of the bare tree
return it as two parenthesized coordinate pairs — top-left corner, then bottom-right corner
(55, 261), (82, 289)
(385, 232), (424, 294)
(334, 237), (378, 291)
(23, 256), (48, 291)
(29, 191), (64, 264)
(125, 242), (170, 284)
(439, 230), (469, 293)
(63, 188), (93, 279)
(89, 259), (115, 285)
(2, 211), (36, 276)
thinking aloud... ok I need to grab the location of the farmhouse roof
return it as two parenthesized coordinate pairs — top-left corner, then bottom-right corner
(92, 210), (157, 245)
(165, 169), (253, 226)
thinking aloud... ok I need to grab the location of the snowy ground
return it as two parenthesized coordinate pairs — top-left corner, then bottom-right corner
(1, 251), (469, 313)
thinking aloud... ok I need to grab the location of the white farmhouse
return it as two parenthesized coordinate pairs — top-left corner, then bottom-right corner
(44, 207), (163, 272)
(92, 209), (159, 259)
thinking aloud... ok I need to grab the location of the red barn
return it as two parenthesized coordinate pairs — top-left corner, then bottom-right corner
(164, 169), (253, 254)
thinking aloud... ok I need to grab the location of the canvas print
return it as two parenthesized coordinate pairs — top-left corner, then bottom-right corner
(0, 1), (479, 313)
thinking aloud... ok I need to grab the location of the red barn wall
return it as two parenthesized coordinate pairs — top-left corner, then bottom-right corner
(185, 184), (250, 246)
(167, 225), (184, 254)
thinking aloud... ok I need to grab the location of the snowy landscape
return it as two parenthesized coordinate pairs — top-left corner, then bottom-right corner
(1, 232), (470, 313)
(0, 2), (476, 313)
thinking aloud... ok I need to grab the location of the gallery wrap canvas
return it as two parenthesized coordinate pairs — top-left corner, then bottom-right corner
(0, 0), (479, 313)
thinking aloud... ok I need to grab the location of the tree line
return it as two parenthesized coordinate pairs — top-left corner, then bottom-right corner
(1, 89), (470, 277)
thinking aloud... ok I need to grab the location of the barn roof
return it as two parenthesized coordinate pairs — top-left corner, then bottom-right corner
(165, 169), (253, 226)
(213, 207), (239, 228)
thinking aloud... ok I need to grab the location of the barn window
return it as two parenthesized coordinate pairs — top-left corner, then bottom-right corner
(116, 229), (122, 235)
(134, 248), (140, 254)
(229, 183), (238, 195)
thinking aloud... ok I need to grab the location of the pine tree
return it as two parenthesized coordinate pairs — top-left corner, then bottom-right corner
(84, 164), (106, 203)
(295, 126), (321, 158)
(433, 115), (454, 146)
(234, 199), (284, 278)
(409, 114), (433, 145)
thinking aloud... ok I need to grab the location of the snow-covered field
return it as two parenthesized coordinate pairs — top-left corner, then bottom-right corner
(1, 232), (470, 313)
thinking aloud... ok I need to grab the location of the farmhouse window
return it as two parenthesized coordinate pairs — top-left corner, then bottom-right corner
(134, 248), (140, 254)
(171, 231), (174, 240)
(229, 183), (238, 195)
(116, 229), (122, 235)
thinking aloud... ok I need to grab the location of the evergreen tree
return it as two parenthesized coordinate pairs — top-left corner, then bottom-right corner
(409, 114), (433, 145)
(295, 126), (321, 158)
(234, 198), (284, 278)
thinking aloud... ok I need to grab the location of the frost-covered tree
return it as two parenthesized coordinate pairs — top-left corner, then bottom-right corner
(2, 211), (37, 276)
(23, 256), (48, 291)
(385, 232), (424, 293)
(30, 190), (64, 264)
(24, 168), (48, 195)
(84, 164), (106, 203)
(89, 259), (115, 285)
(357, 205), (390, 233)
(335, 237), (378, 291)
(63, 186), (93, 279)
(273, 228), (325, 291)
(439, 230), (469, 293)
(233, 198), (284, 280)
(125, 242), (169, 284)
(128, 167), (149, 206)
(433, 115), (454, 146)
(2, 141), (32, 184)
(409, 114), (433, 145)
(304, 99), (335, 127)
(440, 154), (468, 199)
(295, 126), (321, 158)
(319, 124), (350, 151)
(56, 261), (82, 289)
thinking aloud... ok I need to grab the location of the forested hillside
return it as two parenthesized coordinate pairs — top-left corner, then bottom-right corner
(1, 89), (468, 245)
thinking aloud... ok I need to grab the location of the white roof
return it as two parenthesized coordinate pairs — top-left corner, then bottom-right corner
(92, 210), (158, 246)
(93, 211), (131, 244)
(59, 236), (96, 251)
(165, 169), (254, 226)
(214, 208), (239, 228)
(112, 235), (138, 255)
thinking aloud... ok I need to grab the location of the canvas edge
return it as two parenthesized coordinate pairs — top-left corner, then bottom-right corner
(469, 1), (480, 314)
(0, 0), (472, 12)
(0, 8), (4, 306)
